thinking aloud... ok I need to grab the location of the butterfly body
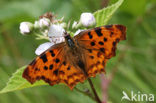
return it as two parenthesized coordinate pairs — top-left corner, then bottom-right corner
(23, 24), (126, 89)
(64, 33), (88, 75)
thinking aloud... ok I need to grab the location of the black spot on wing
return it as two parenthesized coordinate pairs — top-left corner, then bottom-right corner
(41, 76), (45, 79)
(89, 56), (94, 59)
(98, 41), (104, 45)
(40, 54), (48, 63)
(110, 32), (114, 37)
(53, 69), (58, 76)
(104, 37), (107, 42)
(95, 28), (103, 37)
(100, 48), (105, 53)
(63, 61), (66, 65)
(88, 32), (93, 39)
(59, 71), (65, 75)
(55, 58), (60, 63)
(49, 64), (53, 70)
(50, 50), (55, 57)
(67, 66), (70, 70)
(44, 66), (48, 70)
(90, 42), (95, 46)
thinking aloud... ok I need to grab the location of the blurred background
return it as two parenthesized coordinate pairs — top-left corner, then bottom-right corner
(0, 0), (156, 103)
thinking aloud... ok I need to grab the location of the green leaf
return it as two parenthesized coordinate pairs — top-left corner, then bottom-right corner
(0, 66), (47, 94)
(94, 0), (124, 26)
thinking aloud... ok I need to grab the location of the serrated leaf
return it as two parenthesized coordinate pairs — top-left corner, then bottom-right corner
(94, 0), (124, 26)
(0, 66), (47, 94)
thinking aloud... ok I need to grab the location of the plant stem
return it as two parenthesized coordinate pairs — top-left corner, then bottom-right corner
(88, 78), (102, 103)
(74, 87), (95, 101)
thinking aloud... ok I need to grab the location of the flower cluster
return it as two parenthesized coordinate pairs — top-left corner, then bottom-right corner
(19, 12), (96, 55)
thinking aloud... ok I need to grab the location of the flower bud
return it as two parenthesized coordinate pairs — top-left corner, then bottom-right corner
(80, 12), (96, 27)
(19, 22), (33, 35)
(39, 18), (50, 28)
(35, 42), (54, 55)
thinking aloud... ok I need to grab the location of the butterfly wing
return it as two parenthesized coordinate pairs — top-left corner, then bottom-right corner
(58, 61), (86, 89)
(23, 42), (86, 89)
(23, 43), (65, 85)
(82, 48), (107, 77)
(74, 24), (126, 76)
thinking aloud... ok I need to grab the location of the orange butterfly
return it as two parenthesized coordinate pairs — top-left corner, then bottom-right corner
(23, 24), (126, 89)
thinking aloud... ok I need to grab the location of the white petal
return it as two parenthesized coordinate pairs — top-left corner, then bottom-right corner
(49, 36), (65, 44)
(35, 42), (54, 55)
(74, 29), (84, 36)
(80, 12), (96, 27)
(48, 24), (65, 37)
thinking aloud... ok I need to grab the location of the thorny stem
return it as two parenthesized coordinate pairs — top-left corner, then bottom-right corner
(88, 78), (102, 103)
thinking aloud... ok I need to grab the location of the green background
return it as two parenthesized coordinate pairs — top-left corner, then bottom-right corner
(0, 0), (156, 103)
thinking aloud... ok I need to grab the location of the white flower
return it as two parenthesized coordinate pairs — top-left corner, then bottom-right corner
(48, 24), (65, 37)
(35, 42), (54, 55)
(72, 21), (78, 29)
(19, 22), (33, 34)
(39, 18), (50, 28)
(74, 29), (84, 36)
(80, 12), (96, 27)
(48, 24), (65, 44)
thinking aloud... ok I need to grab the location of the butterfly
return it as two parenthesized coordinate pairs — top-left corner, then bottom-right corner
(23, 24), (126, 89)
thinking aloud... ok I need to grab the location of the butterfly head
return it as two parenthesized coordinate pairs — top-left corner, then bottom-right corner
(64, 31), (76, 49)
